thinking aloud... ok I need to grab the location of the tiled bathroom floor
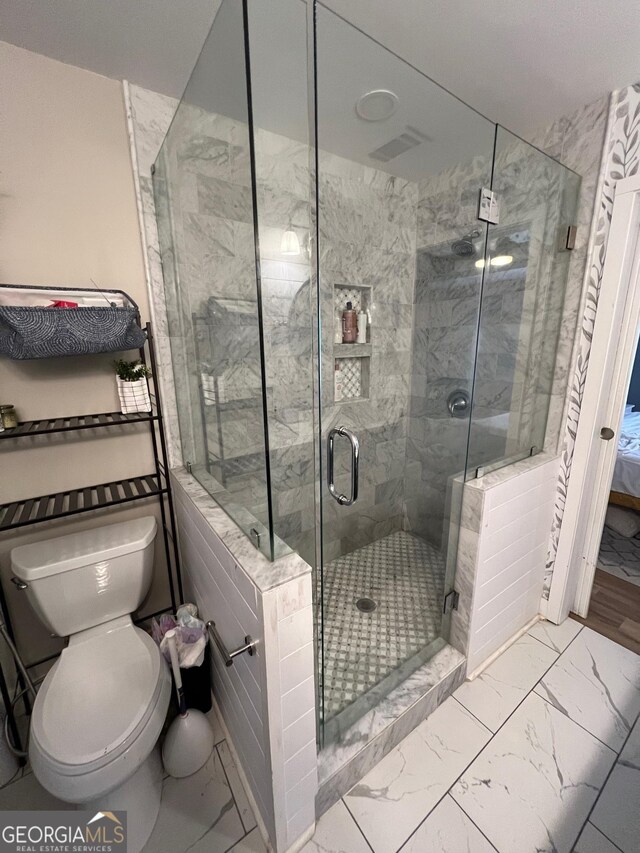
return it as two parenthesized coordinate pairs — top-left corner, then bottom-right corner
(5, 618), (640, 853)
(0, 708), (262, 853)
(597, 524), (640, 586)
(320, 531), (446, 719)
(305, 617), (640, 853)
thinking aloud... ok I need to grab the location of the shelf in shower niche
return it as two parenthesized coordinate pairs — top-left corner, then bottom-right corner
(334, 355), (370, 403)
(334, 284), (372, 346)
(333, 343), (372, 359)
(0, 474), (166, 531)
(0, 410), (157, 439)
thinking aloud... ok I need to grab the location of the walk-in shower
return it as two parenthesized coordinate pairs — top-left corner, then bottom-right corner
(152, 0), (580, 748)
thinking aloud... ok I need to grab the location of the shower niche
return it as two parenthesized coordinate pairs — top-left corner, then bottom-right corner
(334, 355), (370, 402)
(333, 284), (371, 402)
(333, 284), (371, 344)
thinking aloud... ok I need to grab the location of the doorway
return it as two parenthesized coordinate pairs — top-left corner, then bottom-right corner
(548, 173), (640, 650)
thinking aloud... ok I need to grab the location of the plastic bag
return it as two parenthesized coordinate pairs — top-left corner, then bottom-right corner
(160, 628), (206, 668)
(152, 603), (207, 668)
(151, 613), (176, 645)
(176, 603), (204, 631)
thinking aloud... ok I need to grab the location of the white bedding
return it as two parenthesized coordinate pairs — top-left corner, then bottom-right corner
(611, 408), (640, 497)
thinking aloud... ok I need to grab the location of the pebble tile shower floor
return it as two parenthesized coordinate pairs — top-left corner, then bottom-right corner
(319, 530), (446, 720)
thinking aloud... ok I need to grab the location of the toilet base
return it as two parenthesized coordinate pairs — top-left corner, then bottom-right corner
(80, 746), (163, 853)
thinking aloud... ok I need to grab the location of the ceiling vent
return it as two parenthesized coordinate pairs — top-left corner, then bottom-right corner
(368, 126), (431, 163)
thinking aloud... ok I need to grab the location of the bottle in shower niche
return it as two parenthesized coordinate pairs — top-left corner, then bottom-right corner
(357, 310), (367, 344)
(342, 301), (357, 343)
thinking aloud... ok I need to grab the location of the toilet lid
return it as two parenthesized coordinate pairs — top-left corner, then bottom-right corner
(32, 622), (163, 768)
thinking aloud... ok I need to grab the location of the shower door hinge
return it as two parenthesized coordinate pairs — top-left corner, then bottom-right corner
(565, 225), (577, 250)
(443, 590), (459, 614)
(478, 187), (500, 225)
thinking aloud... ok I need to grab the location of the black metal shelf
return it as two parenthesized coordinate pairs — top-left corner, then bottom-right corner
(0, 410), (158, 439)
(0, 316), (183, 763)
(0, 474), (165, 531)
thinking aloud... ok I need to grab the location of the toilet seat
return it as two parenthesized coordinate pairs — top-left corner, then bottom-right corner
(30, 616), (170, 802)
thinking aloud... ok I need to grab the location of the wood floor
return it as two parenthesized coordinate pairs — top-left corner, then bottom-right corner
(572, 568), (640, 656)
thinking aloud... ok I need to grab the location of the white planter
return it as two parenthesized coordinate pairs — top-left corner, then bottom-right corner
(117, 376), (151, 414)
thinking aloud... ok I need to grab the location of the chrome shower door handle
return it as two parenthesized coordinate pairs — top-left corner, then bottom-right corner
(327, 426), (360, 506)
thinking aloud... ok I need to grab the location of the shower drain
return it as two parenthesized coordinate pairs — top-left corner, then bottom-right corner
(356, 597), (377, 613)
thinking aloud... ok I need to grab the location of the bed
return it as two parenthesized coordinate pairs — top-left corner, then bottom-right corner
(610, 405), (640, 510)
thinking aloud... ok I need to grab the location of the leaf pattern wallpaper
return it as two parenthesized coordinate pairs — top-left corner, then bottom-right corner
(544, 83), (640, 599)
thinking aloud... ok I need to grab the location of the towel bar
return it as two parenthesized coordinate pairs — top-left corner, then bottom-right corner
(206, 620), (257, 667)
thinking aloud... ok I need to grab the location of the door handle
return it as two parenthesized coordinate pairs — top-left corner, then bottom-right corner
(327, 426), (359, 506)
(600, 427), (615, 441)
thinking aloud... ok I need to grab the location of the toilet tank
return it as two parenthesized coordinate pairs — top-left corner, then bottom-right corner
(11, 517), (157, 637)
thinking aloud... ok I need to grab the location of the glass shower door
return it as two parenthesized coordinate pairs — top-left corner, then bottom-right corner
(466, 127), (581, 478)
(312, 2), (495, 743)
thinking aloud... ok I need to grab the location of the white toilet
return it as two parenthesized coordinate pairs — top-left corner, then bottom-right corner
(11, 516), (171, 853)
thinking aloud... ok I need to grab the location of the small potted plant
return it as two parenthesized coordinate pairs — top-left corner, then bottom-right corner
(114, 359), (152, 413)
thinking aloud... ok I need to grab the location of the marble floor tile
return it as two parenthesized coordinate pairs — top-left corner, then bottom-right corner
(451, 693), (615, 853)
(398, 794), (497, 852)
(534, 626), (640, 750)
(573, 822), (622, 853)
(300, 800), (370, 853)
(0, 771), (73, 810)
(590, 713), (640, 853)
(142, 747), (245, 853)
(229, 827), (269, 852)
(208, 705), (227, 745)
(454, 634), (557, 731)
(528, 617), (583, 653)
(343, 697), (492, 853)
(218, 740), (257, 833)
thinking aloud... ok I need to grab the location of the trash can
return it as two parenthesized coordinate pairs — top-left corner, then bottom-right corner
(180, 643), (212, 713)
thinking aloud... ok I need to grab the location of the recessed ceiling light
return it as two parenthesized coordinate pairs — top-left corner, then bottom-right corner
(474, 254), (513, 269)
(355, 89), (399, 122)
(491, 254), (513, 267)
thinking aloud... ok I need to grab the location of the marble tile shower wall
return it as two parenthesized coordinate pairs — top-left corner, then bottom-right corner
(260, 144), (421, 564)
(125, 84), (182, 467)
(317, 155), (418, 562)
(157, 105), (273, 535)
(404, 154), (491, 547)
(155, 102), (422, 565)
(407, 138), (569, 544)
(127, 81), (424, 568)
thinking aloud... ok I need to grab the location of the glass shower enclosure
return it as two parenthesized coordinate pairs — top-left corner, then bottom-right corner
(153, 0), (580, 747)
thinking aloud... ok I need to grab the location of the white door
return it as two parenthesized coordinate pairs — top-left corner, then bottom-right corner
(548, 174), (640, 621)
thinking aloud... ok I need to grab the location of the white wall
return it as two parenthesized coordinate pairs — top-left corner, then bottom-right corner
(0, 42), (169, 664)
(0, 41), (154, 497)
(459, 455), (559, 674)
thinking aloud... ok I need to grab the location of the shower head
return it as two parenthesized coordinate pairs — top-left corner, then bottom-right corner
(451, 230), (481, 257)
